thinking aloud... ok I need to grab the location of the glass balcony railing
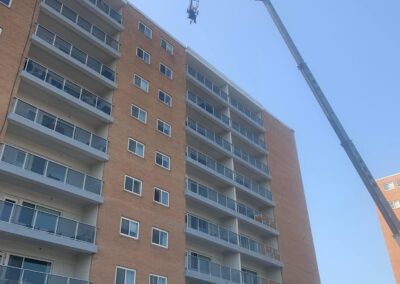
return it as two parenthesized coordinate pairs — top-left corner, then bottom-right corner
(232, 120), (266, 150)
(0, 265), (90, 284)
(186, 117), (269, 175)
(186, 214), (280, 261)
(230, 97), (264, 128)
(187, 91), (230, 126)
(23, 59), (112, 117)
(0, 200), (96, 244)
(13, 99), (108, 153)
(186, 179), (276, 229)
(187, 65), (229, 102)
(87, 0), (122, 25)
(35, 25), (116, 82)
(0, 144), (103, 196)
(43, 0), (120, 51)
(185, 255), (281, 284)
(186, 146), (272, 202)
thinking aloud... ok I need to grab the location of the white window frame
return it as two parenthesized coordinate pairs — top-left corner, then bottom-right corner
(128, 138), (145, 158)
(149, 274), (168, 284)
(158, 90), (172, 107)
(159, 63), (173, 80)
(160, 39), (174, 55)
(131, 104), (147, 124)
(124, 175), (143, 196)
(120, 217), (140, 240)
(154, 187), (169, 207)
(156, 119), (171, 137)
(155, 152), (170, 170)
(136, 47), (151, 64)
(383, 182), (395, 191)
(151, 227), (169, 248)
(138, 21), (152, 39)
(115, 266), (136, 284)
(133, 74), (149, 93)
(0, 0), (12, 8)
(390, 200), (400, 210)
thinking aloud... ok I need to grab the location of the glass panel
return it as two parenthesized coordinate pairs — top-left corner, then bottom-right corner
(115, 268), (125, 284)
(76, 223), (95, 243)
(36, 110), (56, 130)
(64, 81), (81, 98)
(96, 98), (111, 115)
(26, 60), (47, 80)
(25, 154), (46, 175)
(77, 16), (91, 32)
(84, 176), (101, 194)
(71, 47), (87, 64)
(46, 70), (63, 89)
(46, 161), (66, 182)
(36, 26), (54, 44)
(0, 200), (15, 222)
(13, 205), (34, 228)
(92, 26), (106, 42)
(91, 135), (107, 152)
(74, 128), (91, 145)
(45, 0), (62, 12)
(120, 219), (129, 235)
(47, 274), (69, 284)
(66, 169), (85, 189)
(2, 146), (26, 167)
(15, 101), (36, 121)
(54, 36), (71, 55)
(87, 57), (101, 73)
(61, 5), (77, 22)
(34, 211), (57, 233)
(55, 119), (74, 138)
(81, 90), (97, 106)
(57, 217), (77, 239)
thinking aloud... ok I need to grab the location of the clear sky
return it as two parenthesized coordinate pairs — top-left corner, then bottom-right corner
(129, 0), (399, 283)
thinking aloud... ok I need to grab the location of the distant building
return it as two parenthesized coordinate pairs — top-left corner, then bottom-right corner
(376, 173), (400, 283)
(0, 0), (320, 283)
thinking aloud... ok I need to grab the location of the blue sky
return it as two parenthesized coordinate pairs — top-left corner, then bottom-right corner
(130, 0), (400, 283)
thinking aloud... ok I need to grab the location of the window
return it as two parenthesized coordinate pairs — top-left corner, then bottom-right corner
(390, 200), (400, 210)
(136, 47), (150, 64)
(151, 227), (168, 248)
(154, 188), (169, 207)
(150, 274), (167, 284)
(157, 119), (171, 137)
(138, 21), (152, 39)
(0, 0), (12, 8)
(397, 180), (400, 187)
(131, 105), (147, 124)
(383, 182), (395, 191)
(160, 39), (173, 55)
(7, 255), (51, 276)
(158, 90), (172, 107)
(155, 152), (170, 170)
(124, 175), (142, 196)
(116, 266), (136, 284)
(120, 217), (139, 239)
(159, 63), (173, 79)
(133, 74), (149, 93)
(128, 138), (145, 158)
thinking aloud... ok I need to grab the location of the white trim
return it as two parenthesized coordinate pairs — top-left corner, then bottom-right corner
(159, 63), (173, 80)
(149, 274), (168, 284)
(138, 21), (153, 39)
(0, 0), (12, 8)
(156, 119), (172, 137)
(124, 175), (143, 197)
(136, 47), (151, 64)
(115, 266), (137, 284)
(120, 217), (140, 240)
(151, 227), (169, 249)
(133, 74), (150, 93)
(130, 104), (148, 124)
(128, 138), (145, 158)
(158, 89), (172, 107)
(160, 38), (174, 55)
(154, 187), (169, 207)
(155, 152), (170, 170)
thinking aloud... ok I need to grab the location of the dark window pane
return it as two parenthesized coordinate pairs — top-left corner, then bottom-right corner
(2, 146), (26, 167)
(46, 161), (66, 182)
(84, 176), (101, 194)
(74, 127), (91, 145)
(37, 110), (56, 130)
(66, 169), (85, 188)
(25, 154), (46, 175)
(55, 119), (74, 138)
(15, 101), (36, 121)
(64, 81), (81, 98)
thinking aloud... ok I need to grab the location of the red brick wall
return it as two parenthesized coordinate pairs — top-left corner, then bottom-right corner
(376, 175), (400, 284)
(263, 111), (320, 284)
(90, 4), (187, 284)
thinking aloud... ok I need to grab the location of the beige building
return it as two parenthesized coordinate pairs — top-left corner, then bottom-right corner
(376, 174), (400, 284)
(0, 0), (320, 283)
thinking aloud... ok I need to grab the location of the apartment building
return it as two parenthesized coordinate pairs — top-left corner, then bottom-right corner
(0, 0), (320, 283)
(376, 174), (400, 283)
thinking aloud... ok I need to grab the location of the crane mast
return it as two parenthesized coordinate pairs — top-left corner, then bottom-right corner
(258, 0), (400, 245)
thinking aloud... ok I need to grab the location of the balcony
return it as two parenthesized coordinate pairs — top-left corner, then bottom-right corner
(0, 265), (90, 284)
(186, 179), (278, 236)
(0, 200), (97, 253)
(186, 146), (273, 206)
(31, 25), (116, 89)
(8, 99), (108, 163)
(0, 144), (103, 204)
(20, 59), (112, 124)
(187, 65), (229, 105)
(186, 118), (270, 177)
(229, 97), (265, 130)
(185, 255), (281, 284)
(41, 0), (120, 56)
(80, 0), (123, 30)
(231, 120), (266, 152)
(185, 214), (282, 267)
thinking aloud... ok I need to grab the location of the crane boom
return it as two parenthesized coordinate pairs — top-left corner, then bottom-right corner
(259, 0), (400, 245)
